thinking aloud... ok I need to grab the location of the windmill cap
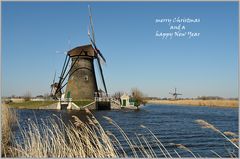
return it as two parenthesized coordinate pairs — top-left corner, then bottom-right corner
(68, 44), (95, 57)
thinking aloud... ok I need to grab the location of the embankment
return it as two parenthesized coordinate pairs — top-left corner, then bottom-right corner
(146, 99), (238, 108)
(7, 101), (57, 109)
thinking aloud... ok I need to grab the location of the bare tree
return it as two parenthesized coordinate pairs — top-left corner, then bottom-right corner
(112, 91), (123, 101)
(23, 91), (31, 101)
(131, 88), (146, 108)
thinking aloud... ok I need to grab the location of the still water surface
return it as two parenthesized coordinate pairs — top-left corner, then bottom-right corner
(13, 104), (238, 157)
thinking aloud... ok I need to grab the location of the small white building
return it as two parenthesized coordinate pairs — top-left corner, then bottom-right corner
(120, 93), (136, 107)
(120, 93), (130, 107)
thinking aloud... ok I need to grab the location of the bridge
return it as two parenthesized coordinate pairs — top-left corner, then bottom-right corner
(56, 95), (122, 110)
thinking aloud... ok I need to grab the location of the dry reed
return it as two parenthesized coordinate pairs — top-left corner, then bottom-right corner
(147, 99), (238, 108)
(195, 119), (239, 149)
(1, 103), (16, 156)
(175, 143), (196, 158)
(230, 138), (239, 144)
(7, 108), (175, 158)
(224, 131), (238, 137)
(9, 111), (116, 157)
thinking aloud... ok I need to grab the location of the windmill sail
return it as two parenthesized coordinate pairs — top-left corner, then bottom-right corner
(96, 55), (108, 95)
(169, 88), (182, 100)
(88, 5), (108, 95)
(50, 71), (56, 95)
(88, 5), (96, 44)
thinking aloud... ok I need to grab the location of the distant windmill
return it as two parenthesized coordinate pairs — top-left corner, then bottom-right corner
(50, 71), (62, 99)
(169, 88), (182, 100)
(52, 6), (108, 100)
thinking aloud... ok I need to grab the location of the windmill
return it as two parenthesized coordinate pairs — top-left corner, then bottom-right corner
(50, 71), (62, 99)
(169, 88), (182, 100)
(52, 6), (108, 101)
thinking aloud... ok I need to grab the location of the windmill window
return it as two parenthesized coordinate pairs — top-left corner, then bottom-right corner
(84, 75), (89, 81)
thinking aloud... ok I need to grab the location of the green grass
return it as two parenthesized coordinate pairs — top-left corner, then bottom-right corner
(7, 101), (57, 109)
(73, 100), (94, 107)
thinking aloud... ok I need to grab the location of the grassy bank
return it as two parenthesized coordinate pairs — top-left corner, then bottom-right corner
(7, 101), (57, 109)
(7, 100), (93, 109)
(146, 99), (238, 108)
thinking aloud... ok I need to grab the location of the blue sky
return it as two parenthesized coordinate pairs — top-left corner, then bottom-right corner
(2, 2), (238, 98)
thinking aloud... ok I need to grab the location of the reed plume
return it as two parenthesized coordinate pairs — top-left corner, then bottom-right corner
(224, 131), (238, 137)
(195, 119), (239, 149)
(195, 119), (219, 132)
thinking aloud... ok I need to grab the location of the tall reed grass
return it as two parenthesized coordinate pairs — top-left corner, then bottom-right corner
(195, 120), (239, 148)
(195, 119), (239, 158)
(9, 113), (116, 157)
(6, 109), (190, 158)
(1, 103), (16, 156)
(147, 99), (238, 107)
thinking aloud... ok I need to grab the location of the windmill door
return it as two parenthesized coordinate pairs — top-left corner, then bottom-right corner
(67, 91), (71, 98)
(123, 99), (126, 106)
